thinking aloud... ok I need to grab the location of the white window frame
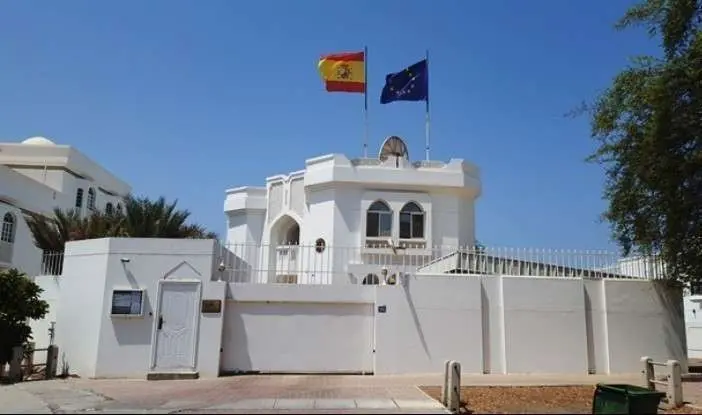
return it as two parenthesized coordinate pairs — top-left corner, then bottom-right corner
(1, 212), (16, 243)
(399, 201), (425, 240)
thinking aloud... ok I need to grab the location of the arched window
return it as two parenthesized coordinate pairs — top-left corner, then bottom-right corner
(362, 273), (380, 285)
(75, 188), (84, 208)
(1, 213), (15, 243)
(116, 203), (123, 215)
(105, 202), (114, 215)
(366, 200), (392, 237)
(399, 202), (424, 239)
(87, 188), (96, 210)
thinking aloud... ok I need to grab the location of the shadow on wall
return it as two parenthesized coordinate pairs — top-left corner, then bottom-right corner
(481, 282), (490, 374)
(221, 306), (251, 374)
(655, 280), (687, 368)
(402, 273), (431, 359)
(584, 285), (596, 374)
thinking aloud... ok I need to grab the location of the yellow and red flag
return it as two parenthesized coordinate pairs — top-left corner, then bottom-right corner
(317, 51), (366, 93)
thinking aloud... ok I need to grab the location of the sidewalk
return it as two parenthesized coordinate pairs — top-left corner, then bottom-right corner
(0, 373), (660, 415)
(0, 384), (52, 414)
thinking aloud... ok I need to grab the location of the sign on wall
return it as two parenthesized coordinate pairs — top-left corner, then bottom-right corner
(201, 299), (222, 314)
(111, 289), (145, 316)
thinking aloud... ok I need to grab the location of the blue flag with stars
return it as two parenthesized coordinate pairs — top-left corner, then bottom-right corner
(380, 59), (428, 104)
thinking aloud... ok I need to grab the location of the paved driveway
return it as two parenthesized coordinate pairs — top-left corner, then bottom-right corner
(1, 373), (652, 414)
(1, 375), (450, 414)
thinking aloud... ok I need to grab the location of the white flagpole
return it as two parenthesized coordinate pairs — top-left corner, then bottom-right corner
(425, 49), (430, 161)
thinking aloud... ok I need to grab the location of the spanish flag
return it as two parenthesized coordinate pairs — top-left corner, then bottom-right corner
(317, 51), (366, 93)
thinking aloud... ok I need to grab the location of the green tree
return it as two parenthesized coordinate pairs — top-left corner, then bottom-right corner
(0, 268), (49, 366)
(25, 195), (217, 253)
(585, 0), (702, 283)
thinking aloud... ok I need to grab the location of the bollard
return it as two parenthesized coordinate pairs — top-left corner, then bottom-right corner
(9, 346), (24, 382)
(26, 342), (35, 376)
(46, 345), (59, 379)
(447, 361), (462, 413)
(441, 360), (452, 406)
(666, 359), (683, 408)
(641, 356), (654, 390)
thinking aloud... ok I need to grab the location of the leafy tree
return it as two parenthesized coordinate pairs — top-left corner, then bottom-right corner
(25, 195), (217, 253)
(0, 268), (49, 366)
(584, 0), (702, 283)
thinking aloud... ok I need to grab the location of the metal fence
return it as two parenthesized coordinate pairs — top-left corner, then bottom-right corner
(40, 251), (63, 276)
(38, 243), (668, 284)
(214, 242), (668, 284)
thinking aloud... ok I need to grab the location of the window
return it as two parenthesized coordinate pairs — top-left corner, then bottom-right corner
(75, 188), (84, 208)
(116, 203), (123, 215)
(1, 213), (15, 243)
(87, 188), (96, 210)
(315, 238), (326, 253)
(366, 201), (392, 237)
(105, 202), (114, 215)
(399, 202), (424, 239)
(362, 273), (380, 285)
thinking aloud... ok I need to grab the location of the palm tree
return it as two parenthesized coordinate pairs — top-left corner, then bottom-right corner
(24, 195), (217, 253)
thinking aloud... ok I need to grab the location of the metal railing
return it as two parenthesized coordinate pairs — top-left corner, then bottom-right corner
(39, 243), (668, 284)
(40, 251), (63, 276)
(215, 242), (668, 284)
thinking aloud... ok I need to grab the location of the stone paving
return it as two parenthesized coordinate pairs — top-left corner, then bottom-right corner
(1, 374), (453, 414)
(0, 372), (668, 414)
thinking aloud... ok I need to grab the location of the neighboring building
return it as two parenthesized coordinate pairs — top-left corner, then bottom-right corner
(0, 136), (131, 275)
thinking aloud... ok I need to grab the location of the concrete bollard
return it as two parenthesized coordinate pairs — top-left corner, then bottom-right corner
(46, 345), (59, 379)
(666, 359), (683, 408)
(641, 356), (654, 390)
(9, 346), (24, 382)
(447, 361), (461, 413)
(441, 360), (452, 406)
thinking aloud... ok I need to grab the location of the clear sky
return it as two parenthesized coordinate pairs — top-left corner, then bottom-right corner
(0, 0), (658, 251)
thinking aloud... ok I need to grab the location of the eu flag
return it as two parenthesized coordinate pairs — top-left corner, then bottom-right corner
(380, 59), (428, 104)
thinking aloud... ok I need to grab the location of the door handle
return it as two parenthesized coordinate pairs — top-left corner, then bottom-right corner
(158, 316), (164, 330)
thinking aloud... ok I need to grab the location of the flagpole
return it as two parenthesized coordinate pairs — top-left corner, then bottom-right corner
(363, 45), (369, 158)
(425, 49), (430, 161)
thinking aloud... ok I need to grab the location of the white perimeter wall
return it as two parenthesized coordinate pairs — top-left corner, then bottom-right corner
(685, 296), (702, 359)
(220, 274), (686, 376)
(42, 238), (687, 378)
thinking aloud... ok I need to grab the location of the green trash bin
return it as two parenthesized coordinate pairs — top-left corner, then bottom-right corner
(592, 383), (667, 414)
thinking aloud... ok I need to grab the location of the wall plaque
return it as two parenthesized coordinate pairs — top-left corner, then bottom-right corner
(201, 299), (222, 314)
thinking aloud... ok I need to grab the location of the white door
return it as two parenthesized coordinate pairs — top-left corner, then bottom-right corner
(152, 280), (200, 372)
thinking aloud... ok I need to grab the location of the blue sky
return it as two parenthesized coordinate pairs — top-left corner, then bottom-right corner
(0, 0), (658, 251)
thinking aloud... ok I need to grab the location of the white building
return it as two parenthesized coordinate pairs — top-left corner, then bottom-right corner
(0, 136), (131, 276)
(223, 136), (482, 284)
(28, 135), (686, 379)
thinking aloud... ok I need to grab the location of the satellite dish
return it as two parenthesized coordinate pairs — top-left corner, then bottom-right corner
(378, 136), (409, 162)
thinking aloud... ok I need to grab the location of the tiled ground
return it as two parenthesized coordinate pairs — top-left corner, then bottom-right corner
(10, 375), (449, 413)
(12, 372), (700, 414)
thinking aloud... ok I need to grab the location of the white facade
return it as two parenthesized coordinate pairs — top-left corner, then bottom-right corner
(27, 136), (688, 379)
(223, 136), (481, 284)
(0, 136), (131, 275)
(42, 237), (686, 379)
